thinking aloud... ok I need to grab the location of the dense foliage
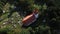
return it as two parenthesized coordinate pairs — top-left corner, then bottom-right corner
(0, 0), (60, 34)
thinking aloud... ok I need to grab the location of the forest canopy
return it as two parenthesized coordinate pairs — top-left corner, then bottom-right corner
(0, 0), (60, 34)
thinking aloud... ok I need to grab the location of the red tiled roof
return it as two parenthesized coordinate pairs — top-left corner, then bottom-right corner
(22, 9), (39, 26)
(22, 13), (36, 26)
